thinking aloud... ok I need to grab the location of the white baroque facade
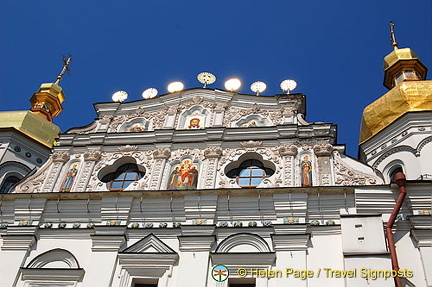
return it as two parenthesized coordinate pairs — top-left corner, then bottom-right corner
(1, 44), (431, 287)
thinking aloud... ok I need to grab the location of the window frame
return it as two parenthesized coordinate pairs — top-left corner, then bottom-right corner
(102, 163), (144, 191)
(0, 175), (21, 193)
(228, 159), (274, 188)
(236, 165), (266, 188)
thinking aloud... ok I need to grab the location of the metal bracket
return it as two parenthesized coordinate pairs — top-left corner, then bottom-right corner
(258, 190), (261, 212)
(197, 192), (201, 212)
(86, 194), (91, 214)
(227, 191), (231, 211)
(317, 191), (322, 222)
(56, 195), (61, 213)
(170, 191), (173, 213)
(28, 195), (32, 217)
(289, 192), (293, 217)
(344, 191), (348, 213)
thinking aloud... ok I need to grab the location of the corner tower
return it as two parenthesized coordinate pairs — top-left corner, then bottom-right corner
(0, 55), (71, 193)
(359, 23), (432, 183)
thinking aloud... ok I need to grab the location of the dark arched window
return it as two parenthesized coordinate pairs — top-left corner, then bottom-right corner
(0, 176), (21, 193)
(389, 166), (403, 183)
(227, 159), (275, 188)
(101, 163), (144, 191)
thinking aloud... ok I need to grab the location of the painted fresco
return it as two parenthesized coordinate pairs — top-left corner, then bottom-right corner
(301, 155), (313, 187)
(242, 119), (258, 127)
(60, 163), (79, 192)
(184, 112), (205, 129)
(167, 159), (199, 190)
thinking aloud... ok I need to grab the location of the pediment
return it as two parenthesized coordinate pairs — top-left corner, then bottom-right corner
(120, 233), (176, 254)
(65, 88), (307, 135)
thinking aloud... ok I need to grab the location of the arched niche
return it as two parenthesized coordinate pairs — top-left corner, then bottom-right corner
(119, 117), (151, 132)
(26, 248), (80, 269)
(56, 159), (82, 192)
(234, 114), (272, 128)
(298, 151), (315, 187)
(215, 233), (272, 253)
(383, 159), (405, 184)
(0, 161), (31, 179)
(21, 249), (84, 283)
(177, 105), (210, 130)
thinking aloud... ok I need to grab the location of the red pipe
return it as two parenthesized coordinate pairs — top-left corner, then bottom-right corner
(385, 172), (407, 287)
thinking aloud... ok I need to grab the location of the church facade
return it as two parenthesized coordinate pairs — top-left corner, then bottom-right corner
(0, 38), (431, 287)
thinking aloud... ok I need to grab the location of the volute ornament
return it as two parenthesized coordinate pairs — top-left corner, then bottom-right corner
(277, 144), (298, 156)
(99, 115), (113, 124)
(118, 145), (139, 152)
(192, 96), (204, 104)
(84, 150), (102, 161)
(240, 140), (263, 148)
(167, 106), (179, 115)
(333, 152), (382, 185)
(251, 103), (260, 113)
(313, 143), (333, 156)
(153, 147), (171, 159)
(204, 146), (223, 158)
(214, 103), (227, 112)
(52, 151), (70, 162)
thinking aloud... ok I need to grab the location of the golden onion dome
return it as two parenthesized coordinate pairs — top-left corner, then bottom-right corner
(0, 110), (60, 147)
(384, 48), (420, 70)
(360, 80), (432, 143)
(383, 47), (428, 89)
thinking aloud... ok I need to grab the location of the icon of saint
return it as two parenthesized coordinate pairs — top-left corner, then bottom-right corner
(301, 155), (313, 187)
(168, 159), (199, 190)
(188, 118), (201, 129)
(60, 163), (79, 192)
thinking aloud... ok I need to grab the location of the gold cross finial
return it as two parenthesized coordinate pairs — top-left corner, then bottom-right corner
(390, 21), (398, 50)
(55, 54), (72, 84)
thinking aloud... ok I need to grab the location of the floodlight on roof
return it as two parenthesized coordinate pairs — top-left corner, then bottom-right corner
(224, 78), (241, 92)
(250, 81), (267, 95)
(112, 90), (128, 102)
(142, 88), (158, 99)
(167, 81), (184, 93)
(280, 79), (297, 94)
(197, 72), (216, 88)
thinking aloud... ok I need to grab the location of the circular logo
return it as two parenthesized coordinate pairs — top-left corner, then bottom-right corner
(212, 264), (229, 282)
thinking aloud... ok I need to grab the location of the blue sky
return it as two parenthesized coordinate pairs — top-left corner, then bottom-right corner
(1, 1), (431, 156)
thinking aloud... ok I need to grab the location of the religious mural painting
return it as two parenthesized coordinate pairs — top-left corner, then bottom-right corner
(301, 155), (313, 187)
(242, 119), (258, 127)
(60, 163), (79, 192)
(126, 123), (145, 132)
(167, 159), (199, 190)
(184, 111), (205, 129)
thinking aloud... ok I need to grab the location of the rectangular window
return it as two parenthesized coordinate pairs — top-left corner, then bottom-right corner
(133, 278), (158, 287)
(229, 278), (256, 287)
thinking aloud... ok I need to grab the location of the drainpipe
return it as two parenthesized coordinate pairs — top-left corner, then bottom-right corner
(385, 172), (407, 287)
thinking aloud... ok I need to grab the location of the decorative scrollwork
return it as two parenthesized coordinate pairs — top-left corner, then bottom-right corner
(313, 143), (333, 156)
(153, 148), (171, 159)
(334, 152), (382, 185)
(204, 146), (223, 158)
(276, 144), (298, 156)
(84, 150), (102, 161)
(52, 151), (70, 163)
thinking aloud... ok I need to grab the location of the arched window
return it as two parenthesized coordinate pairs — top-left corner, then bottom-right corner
(0, 176), (21, 193)
(101, 163), (144, 191)
(227, 159), (274, 188)
(389, 166), (403, 182)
